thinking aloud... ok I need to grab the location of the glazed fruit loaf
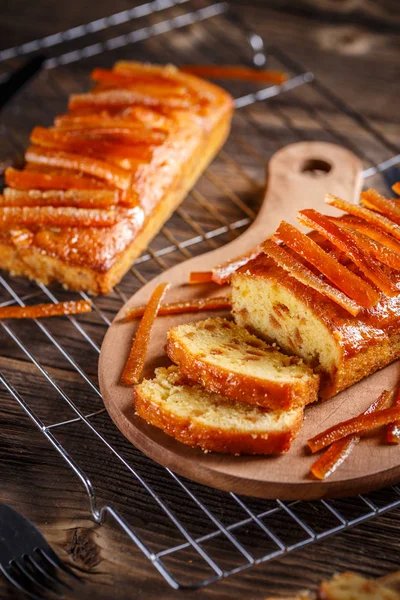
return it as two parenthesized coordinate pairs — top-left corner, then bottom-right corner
(1, 62), (233, 294)
(134, 366), (304, 454)
(166, 317), (319, 410)
(232, 252), (400, 400)
(231, 191), (400, 400)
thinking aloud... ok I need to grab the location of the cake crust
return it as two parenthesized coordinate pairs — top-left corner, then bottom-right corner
(134, 366), (304, 455)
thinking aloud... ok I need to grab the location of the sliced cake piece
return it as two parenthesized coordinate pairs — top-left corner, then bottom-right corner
(134, 366), (303, 454)
(166, 318), (319, 410)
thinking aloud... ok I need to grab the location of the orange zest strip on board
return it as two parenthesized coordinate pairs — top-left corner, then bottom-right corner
(274, 221), (379, 308)
(121, 283), (170, 385)
(330, 218), (400, 271)
(125, 295), (232, 320)
(308, 405), (400, 454)
(0, 300), (92, 320)
(181, 65), (287, 85)
(392, 182), (400, 195)
(5, 167), (110, 191)
(2, 188), (118, 209)
(211, 246), (264, 285)
(262, 239), (362, 316)
(189, 271), (214, 284)
(0, 206), (118, 228)
(360, 189), (400, 225)
(311, 389), (392, 480)
(298, 208), (399, 297)
(25, 147), (132, 191)
(325, 194), (400, 242)
(387, 387), (400, 444)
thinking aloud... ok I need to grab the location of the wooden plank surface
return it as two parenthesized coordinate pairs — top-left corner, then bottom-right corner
(1, 1), (400, 598)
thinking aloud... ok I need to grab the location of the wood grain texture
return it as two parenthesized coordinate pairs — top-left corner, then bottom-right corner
(1, 1), (400, 599)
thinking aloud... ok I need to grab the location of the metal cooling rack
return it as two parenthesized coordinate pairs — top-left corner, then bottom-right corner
(1, 0), (400, 591)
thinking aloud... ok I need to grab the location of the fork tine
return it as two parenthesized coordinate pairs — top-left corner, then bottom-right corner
(39, 548), (82, 581)
(14, 559), (64, 598)
(28, 554), (73, 591)
(0, 563), (44, 600)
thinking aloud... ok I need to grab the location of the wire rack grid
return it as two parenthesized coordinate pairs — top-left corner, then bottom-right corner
(1, 0), (400, 591)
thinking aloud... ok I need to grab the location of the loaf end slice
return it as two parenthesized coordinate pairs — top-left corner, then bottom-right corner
(166, 317), (319, 410)
(134, 366), (304, 455)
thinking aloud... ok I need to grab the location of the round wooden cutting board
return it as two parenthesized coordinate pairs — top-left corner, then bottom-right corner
(99, 141), (400, 500)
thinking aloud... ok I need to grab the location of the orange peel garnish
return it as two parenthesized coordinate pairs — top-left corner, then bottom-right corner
(262, 239), (362, 316)
(299, 208), (399, 297)
(0, 300), (92, 320)
(125, 295), (232, 320)
(121, 283), (170, 385)
(310, 389), (392, 479)
(274, 221), (379, 308)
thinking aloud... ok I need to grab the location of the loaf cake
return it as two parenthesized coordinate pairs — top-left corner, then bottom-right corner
(232, 192), (400, 399)
(166, 317), (319, 410)
(134, 366), (303, 454)
(1, 62), (233, 294)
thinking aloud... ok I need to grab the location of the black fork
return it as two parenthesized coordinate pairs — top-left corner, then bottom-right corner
(0, 503), (81, 599)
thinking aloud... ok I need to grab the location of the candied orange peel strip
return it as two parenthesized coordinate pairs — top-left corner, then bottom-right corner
(69, 89), (192, 112)
(311, 390), (392, 479)
(211, 246), (263, 285)
(325, 194), (400, 242)
(0, 206), (118, 228)
(54, 107), (171, 131)
(90, 68), (187, 91)
(181, 65), (287, 85)
(25, 147), (132, 191)
(189, 271), (214, 284)
(386, 387), (400, 444)
(360, 189), (400, 225)
(299, 208), (399, 297)
(262, 239), (362, 316)
(274, 221), (379, 308)
(330, 217), (400, 271)
(308, 405), (400, 453)
(0, 300), (92, 320)
(2, 188), (118, 209)
(121, 283), (170, 385)
(30, 127), (155, 160)
(5, 167), (109, 191)
(125, 295), (232, 320)
(334, 216), (400, 255)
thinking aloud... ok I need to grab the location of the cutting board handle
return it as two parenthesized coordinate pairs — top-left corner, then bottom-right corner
(224, 141), (363, 260)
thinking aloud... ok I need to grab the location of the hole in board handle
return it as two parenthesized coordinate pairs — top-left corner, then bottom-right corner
(301, 158), (332, 177)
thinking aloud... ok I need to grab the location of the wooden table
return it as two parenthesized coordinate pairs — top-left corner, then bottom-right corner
(1, 1), (400, 598)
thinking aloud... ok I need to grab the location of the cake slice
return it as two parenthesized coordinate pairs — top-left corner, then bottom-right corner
(134, 366), (303, 454)
(166, 318), (319, 410)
